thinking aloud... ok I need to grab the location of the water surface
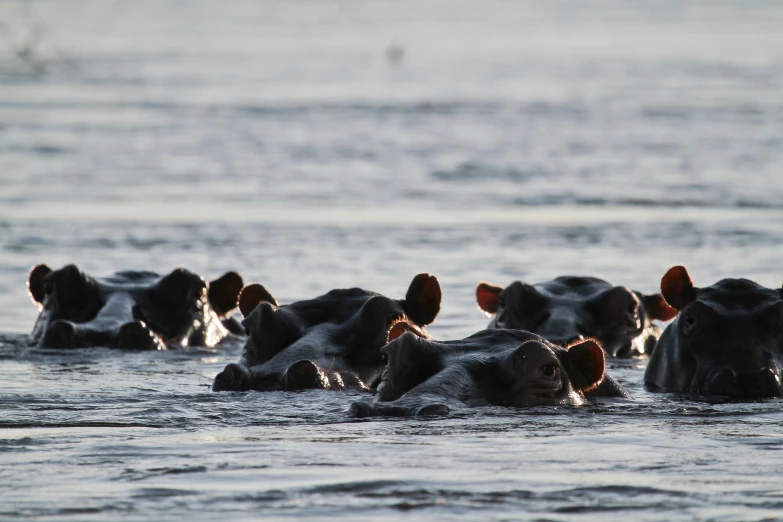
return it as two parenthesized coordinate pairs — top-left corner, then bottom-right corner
(1, 1), (783, 520)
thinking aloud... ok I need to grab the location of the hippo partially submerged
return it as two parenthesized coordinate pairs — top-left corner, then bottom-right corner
(27, 264), (244, 350)
(645, 266), (783, 397)
(212, 273), (442, 392)
(476, 276), (677, 357)
(350, 329), (623, 417)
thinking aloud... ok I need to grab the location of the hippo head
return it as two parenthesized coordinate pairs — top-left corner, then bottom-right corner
(650, 265), (783, 397)
(476, 276), (676, 357)
(498, 338), (606, 407)
(213, 273), (441, 391)
(375, 329), (607, 408)
(27, 264), (243, 349)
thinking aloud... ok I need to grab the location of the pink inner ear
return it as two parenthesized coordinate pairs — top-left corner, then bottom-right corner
(644, 293), (678, 321)
(387, 321), (412, 342)
(476, 282), (501, 314)
(660, 265), (694, 310)
(567, 339), (605, 390)
(238, 284), (276, 317)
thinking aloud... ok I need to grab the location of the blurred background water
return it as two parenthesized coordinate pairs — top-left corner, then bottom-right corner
(1, 1), (782, 520)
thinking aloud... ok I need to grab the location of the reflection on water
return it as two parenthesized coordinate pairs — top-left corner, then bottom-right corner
(1, 0), (783, 520)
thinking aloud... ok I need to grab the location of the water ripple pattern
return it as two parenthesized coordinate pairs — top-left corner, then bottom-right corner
(1, 1), (782, 520)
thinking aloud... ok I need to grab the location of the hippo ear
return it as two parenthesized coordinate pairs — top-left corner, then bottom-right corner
(238, 283), (278, 317)
(387, 320), (426, 343)
(476, 281), (503, 315)
(388, 321), (413, 342)
(208, 271), (244, 317)
(402, 273), (441, 326)
(157, 268), (206, 299)
(566, 339), (605, 391)
(641, 292), (678, 321)
(28, 264), (52, 306)
(660, 265), (696, 310)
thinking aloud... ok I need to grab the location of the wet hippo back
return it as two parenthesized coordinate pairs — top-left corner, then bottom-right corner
(476, 275), (676, 357)
(27, 264), (244, 350)
(645, 266), (783, 397)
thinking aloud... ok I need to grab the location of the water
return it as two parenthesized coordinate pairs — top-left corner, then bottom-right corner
(1, 1), (783, 519)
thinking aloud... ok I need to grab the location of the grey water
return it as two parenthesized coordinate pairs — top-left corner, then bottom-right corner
(1, 1), (783, 520)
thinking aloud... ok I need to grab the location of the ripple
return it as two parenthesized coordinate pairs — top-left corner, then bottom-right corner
(120, 465), (208, 482)
(432, 163), (547, 182)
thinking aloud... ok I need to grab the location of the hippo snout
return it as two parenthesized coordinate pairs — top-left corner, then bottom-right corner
(117, 321), (165, 351)
(213, 363), (252, 392)
(736, 368), (782, 397)
(41, 320), (76, 348)
(39, 320), (164, 350)
(703, 367), (740, 396)
(704, 367), (782, 397)
(283, 360), (332, 391)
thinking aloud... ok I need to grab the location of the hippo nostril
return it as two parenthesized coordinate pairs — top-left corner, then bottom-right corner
(117, 321), (164, 351)
(42, 320), (76, 348)
(283, 360), (330, 391)
(759, 368), (781, 395)
(738, 368), (782, 397)
(705, 367), (738, 395)
(213, 363), (251, 392)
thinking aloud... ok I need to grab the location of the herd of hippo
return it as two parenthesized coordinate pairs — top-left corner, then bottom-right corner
(26, 263), (783, 416)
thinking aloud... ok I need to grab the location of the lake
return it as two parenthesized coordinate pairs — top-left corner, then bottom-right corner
(1, 1), (782, 520)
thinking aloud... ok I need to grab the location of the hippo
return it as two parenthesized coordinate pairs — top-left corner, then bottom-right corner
(27, 263), (245, 350)
(349, 329), (623, 417)
(212, 273), (442, 392)
(645, 265), (783, 397)
(475, 276), (677, 357)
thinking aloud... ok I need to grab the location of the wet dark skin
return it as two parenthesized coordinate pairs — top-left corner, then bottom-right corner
(350, 329), (615, 418)
(476, 276), (677, 357)
(212, 273), (442, 393)
(27, 264), (244, 350)
(645, 265), (783, 398)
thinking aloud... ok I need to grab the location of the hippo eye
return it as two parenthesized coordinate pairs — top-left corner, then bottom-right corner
(43, 280), (54, 295)
(541, 364), (559, 378)
(682, 312), (697, 335)
(498, 296), (506, 309)
(381, 353), (388, 364)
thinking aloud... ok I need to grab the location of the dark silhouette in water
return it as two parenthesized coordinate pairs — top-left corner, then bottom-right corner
(476, 276), (677, 357)
(646, 265), (783, 397)
(212, 273), (442, 392)
(27, 264), (244, 350)
(350, 328), (629, 417)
